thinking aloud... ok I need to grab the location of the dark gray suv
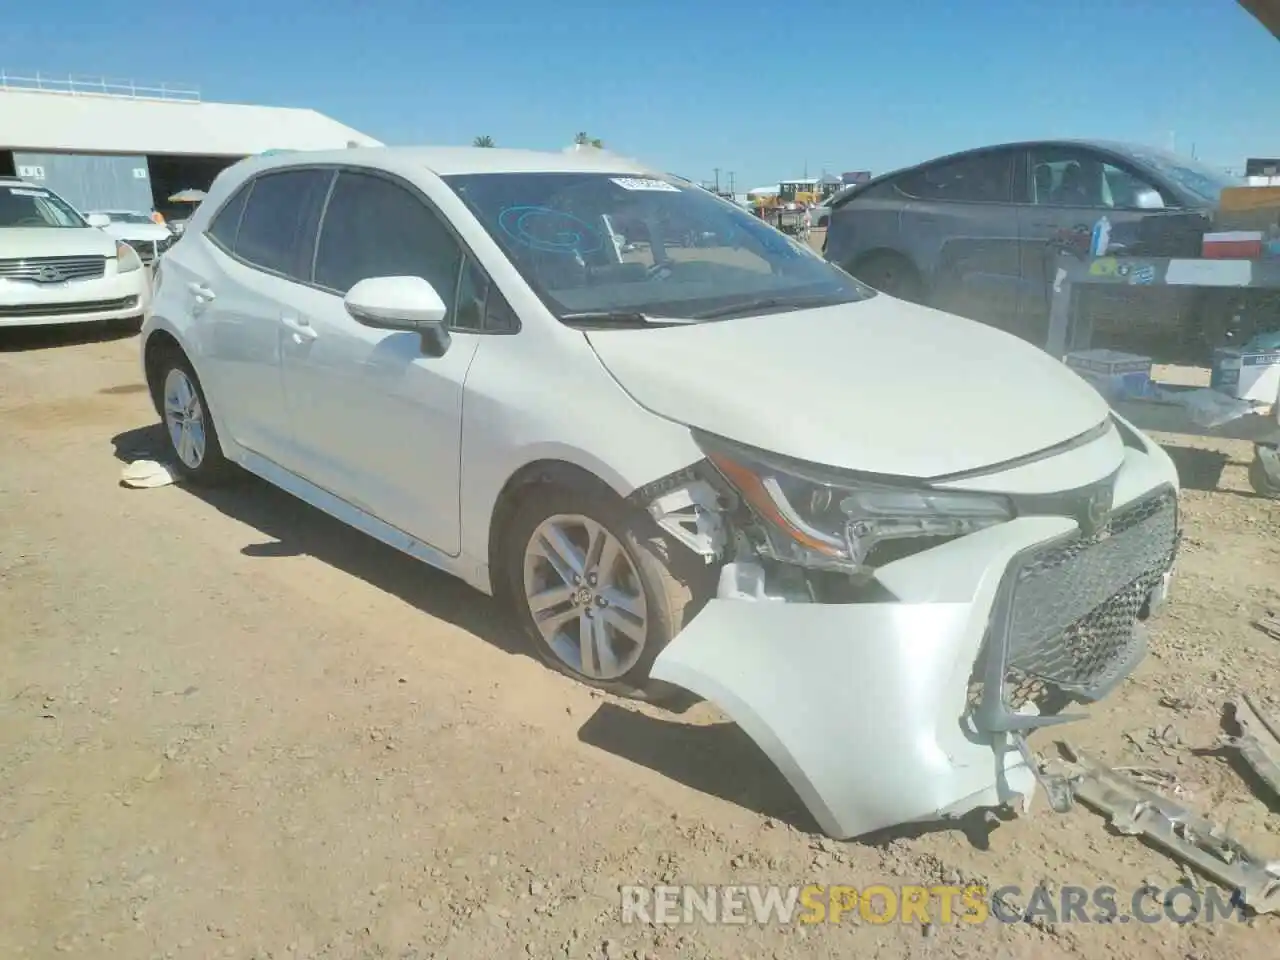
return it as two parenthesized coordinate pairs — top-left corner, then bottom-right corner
(824, 140), (1243, 347)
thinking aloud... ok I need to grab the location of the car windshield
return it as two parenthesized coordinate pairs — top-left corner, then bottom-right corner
(101, 211), (156, 225)
(1119, 146), (1245, 204)
(443, 171), (872, 322)
(0, 184), (86, 228)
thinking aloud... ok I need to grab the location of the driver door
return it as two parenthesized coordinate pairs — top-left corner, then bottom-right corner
(1015, 145), (1182, 338)
(279, 169), (481, 556)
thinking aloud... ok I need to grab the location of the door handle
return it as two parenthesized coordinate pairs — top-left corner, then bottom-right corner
(187, 281), (215, 302)
(281, 314), (318, 342)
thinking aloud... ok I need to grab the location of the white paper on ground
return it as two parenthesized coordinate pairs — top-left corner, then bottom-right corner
(120, 459), (177, 488)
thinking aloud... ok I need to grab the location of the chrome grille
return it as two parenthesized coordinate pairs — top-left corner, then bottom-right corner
(0, 255), (107, 283)
(971, 489), (1179, 726)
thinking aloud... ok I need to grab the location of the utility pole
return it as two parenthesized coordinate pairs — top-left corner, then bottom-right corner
(727, 172), (736, 196)
(713, 168), (721, 193)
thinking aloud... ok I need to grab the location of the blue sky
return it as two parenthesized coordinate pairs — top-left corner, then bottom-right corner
(2, 0), (1276, 188)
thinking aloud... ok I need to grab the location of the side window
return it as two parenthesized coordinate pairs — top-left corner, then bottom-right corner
(206, 183), (251, 252)
(313, 172), (463, 319)
(1026, 148), (1163, 209)
(898, 153), (1013, 203)
(454, 257), (488, 331)
(1101, 162), (1166, 209)
(233, 169), (333, 279)
(484, 286), (519, 333)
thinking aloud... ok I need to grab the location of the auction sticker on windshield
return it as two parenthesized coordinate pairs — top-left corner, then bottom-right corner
(6, 188), (48, 198)
(610, 177), (681, 192)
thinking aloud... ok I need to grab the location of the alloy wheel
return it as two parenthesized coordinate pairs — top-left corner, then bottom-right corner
(163, 367), (206, 470)
(522, 514), (648, 680)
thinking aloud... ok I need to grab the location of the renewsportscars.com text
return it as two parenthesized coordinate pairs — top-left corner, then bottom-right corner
(620, 883), (1246, 926)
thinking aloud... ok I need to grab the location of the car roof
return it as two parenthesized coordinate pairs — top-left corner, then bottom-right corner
(828, 138), (1162, 206)
(235, 146), (656, 180)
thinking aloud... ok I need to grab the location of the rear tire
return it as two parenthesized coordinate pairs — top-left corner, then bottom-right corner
(851, 252), (924, 303)
(149, 348), (235, 485)
(502, 480), (709, 700)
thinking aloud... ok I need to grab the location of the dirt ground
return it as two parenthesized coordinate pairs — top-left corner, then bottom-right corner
(1, 322), (1278, 960)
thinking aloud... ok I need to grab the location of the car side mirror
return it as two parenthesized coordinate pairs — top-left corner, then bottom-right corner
(86, 213), (111, 228)
(344, 276), (452, 357)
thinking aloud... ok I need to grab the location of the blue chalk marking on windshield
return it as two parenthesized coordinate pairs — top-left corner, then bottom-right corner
(497, 206), (603, 255)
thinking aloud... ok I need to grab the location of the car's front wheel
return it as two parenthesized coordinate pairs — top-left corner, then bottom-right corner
(503, 481), (707, 698)
(151, 350), (234, 485)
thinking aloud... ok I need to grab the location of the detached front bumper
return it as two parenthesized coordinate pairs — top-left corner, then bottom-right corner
(651, 449), (1179, 840)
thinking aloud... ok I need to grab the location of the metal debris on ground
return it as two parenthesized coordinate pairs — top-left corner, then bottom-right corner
(1222, 693), (1280, 803)
(1255, 613), (1280, 642)
(1062, 745), (1280, 914)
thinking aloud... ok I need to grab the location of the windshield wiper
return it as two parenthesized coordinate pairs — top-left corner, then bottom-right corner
(686, 293), (843, 320)
(559, 310), (700, 327)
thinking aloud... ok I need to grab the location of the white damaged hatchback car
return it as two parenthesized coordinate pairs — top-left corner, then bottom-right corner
(141, 147), (1180, 839)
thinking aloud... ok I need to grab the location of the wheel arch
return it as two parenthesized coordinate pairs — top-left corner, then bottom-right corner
(142, 326), (186, 417)
(846, 247), (928, 300)
(485, 457), (630, 600)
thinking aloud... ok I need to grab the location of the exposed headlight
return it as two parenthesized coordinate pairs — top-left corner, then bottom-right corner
(116, 241), (142, 273)
(698, 435), (1015, 572)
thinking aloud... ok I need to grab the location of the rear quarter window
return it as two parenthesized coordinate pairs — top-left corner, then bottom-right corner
(206, 183), (251, 252)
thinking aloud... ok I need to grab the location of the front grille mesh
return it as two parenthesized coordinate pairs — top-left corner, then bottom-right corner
(970, 490), (1178, 714)
(0, 255), (107, 282)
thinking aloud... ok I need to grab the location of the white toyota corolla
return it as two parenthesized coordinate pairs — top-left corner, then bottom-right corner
(0, 178), (150, 329)
(141, 147), (1180, 839)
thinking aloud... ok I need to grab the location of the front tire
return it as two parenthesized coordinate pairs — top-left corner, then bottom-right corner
(151, 350), (234, 485)
(503, 482), (707, 698)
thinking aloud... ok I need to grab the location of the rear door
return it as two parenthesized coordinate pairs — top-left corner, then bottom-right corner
(893, 149), (1022, 330)
(181, 168), (332, 466)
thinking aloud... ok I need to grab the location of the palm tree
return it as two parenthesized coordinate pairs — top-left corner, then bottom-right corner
(573, 132), (604, 148)
(472, 135), (495, 148)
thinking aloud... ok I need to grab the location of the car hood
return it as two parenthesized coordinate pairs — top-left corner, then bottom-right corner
(0, 226), (118, 259)
(102, 223), (170, 242)
(583, 296), (1110, 480)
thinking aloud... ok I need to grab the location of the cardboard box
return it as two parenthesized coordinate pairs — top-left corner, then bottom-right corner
(1211, 347), (1280, 403)
(1064, 349), (1153, 402)
(1220, 185), (1280, 212)
(1216, 186), (1280, 234)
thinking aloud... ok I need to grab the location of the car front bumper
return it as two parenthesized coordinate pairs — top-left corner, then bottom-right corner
(0, 268), (150, 328)
(650, 432), (1180, 840)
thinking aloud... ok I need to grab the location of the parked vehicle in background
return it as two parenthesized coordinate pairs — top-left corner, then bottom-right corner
(141, 146), (1180, 840)
(808, 200), (832, 228)
(823, 140), (1243, 351)
(89, 209), (178, 266)
(0, 178), (150, 330)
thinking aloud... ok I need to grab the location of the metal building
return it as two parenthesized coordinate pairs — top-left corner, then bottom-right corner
(0, 73), (381, 217)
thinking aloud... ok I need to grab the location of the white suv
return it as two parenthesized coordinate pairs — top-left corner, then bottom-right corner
(141, 147), (1180, 840)
(0, 179), (150, 329)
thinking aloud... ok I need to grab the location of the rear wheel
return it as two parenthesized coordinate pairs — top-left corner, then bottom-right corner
(150, 349), (234, 485)
(851, 252), (924, 303)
